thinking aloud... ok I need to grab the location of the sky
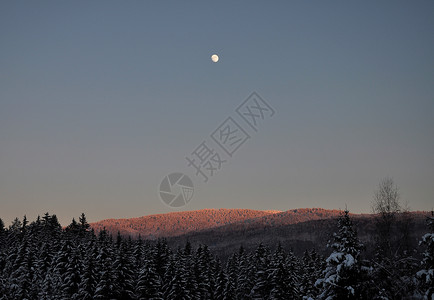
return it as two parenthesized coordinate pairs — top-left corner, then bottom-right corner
(1, 1), (433, 226)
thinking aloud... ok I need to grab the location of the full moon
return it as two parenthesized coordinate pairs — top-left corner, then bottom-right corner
(211, 54), (219, 63)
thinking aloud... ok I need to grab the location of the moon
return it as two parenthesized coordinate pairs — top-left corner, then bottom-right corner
(211, 54), (219, 63)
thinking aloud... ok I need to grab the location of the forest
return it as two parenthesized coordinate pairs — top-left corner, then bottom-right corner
(0, 209), (432, 300)
(89, 208), (349, 239)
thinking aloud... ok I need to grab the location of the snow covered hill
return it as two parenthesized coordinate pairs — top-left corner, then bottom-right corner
(90, 208), (344, 239)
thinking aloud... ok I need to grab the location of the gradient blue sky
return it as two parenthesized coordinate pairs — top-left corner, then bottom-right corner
(1, 1), (433, 226)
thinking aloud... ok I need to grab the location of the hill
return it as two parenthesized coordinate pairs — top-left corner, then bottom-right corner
(90, 208), (281, 238)
(166, 212), (429, 258)
(90, 208), (430, 258)
(90, 208), (345, 239)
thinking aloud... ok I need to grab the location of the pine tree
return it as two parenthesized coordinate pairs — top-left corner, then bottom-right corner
(315, 210), (365, 299)
(162, 253), (177, 298)
(250, 243), (272, 299)
(132, 237), (145, 274)
(65, 218), (81, 237)
(9, 217), (22, 233)
(195, 245), (215, 299)
(269, 243), (299, 299)
(0, 218), (5, 235)
(300, 249), (323, 298)
(0, 224), (5, 299)
(61, 246), (82, 299)
(416, 213), (434, 299)
(0, 218), (5, 259)
(94, 243), (115, 299)
(135, 257), (163, 299)
(50, 240), (73, 298)
(38, 263), (56, 300)
(225, 253), (239, 298)
(16, 240), (37, 299)
(223, 273), (236, 300)
(112, 241), (135, 299)
(183, 245), (200, 299)
(269, 262), (292, 299)
(4, 237), (30, 299)
(79, 213), (90, 233)
(284, 249), (301, 298)
(236, 246), (251, 299)
(166, 266), (191, 300)
(34, 242), (54, 299)
(21, 215), (28, 235)
(77, 243), (97, 300)
(214, 267), (226, 300)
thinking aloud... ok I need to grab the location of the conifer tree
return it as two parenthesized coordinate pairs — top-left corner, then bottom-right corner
(214, 267), (226, 300)
(416, 212), (434, 299)
(269, 262), (293, 299)
(94, 243), (115, 299)
(236, 246), (251, 299)
(79, 213), (90, 232)
(195, 245), (216, 299)
(77, 244), (97, 300)
(166, 265), (191, 300)
(15, 240), (36, 299)
(112, 241), (135, 299)
(136, 257), (163, 299)
(0, 218), (5, 257)
(250, 243), (272, 299)
(9, 217), (22, 233)
(316, 210), (365, 299)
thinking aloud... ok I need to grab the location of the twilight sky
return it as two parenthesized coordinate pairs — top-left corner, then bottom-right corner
(1, 1), (433, 226)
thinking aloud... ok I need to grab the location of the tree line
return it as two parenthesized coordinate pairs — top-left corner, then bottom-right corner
(0, 178), (432, 299)
(0, 209), (432, 299)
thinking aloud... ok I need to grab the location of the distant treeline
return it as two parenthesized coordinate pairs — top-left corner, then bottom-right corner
(164, 212), (428, 260)
(0, 211), (432, 299)
(90, 208), (346, 239)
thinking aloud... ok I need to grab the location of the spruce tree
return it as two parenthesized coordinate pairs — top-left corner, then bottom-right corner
(416, 213), (434, 299)
(77, 244), (97, 300)
(135, 257), (163, 299)
(214, 267), (226, 300)
(94, 243), (115, 299)
(250, 243), (272, 299)
(315, 210), (365, 299)
(236, 246), (251, 299)
(79, 213), (90, 233)
(112, 242), (135, 299)
(269, 262), (292, 299)
(61, 246), (82, 299)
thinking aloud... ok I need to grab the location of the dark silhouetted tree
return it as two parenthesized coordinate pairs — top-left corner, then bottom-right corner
(316, 210), (365, 299)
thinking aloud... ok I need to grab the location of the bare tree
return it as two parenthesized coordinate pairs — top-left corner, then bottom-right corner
(372, 177), (401, 216)
(372, 177), (401, 258)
